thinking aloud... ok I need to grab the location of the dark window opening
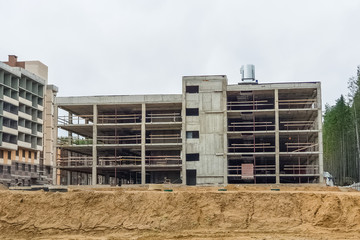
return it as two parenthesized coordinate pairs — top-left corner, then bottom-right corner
(0, 165), (3, 173)
(15, 163), (19, 171)
(186, 108), (199, 116)
(186, 86), (199, 93)
(7, 166), (11, 173)
(186, 131), (199, 139)
(22, 164), (25, 171)
(34, 165), (37, 172)
(186, 169), (197, 185)
(28, 165), (31, 172)
(186, 153), (199, 161)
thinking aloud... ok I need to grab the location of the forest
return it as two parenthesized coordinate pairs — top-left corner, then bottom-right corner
(323, 66), (360, 185)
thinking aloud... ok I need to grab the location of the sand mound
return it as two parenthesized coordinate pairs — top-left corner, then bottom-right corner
(0, 186), (359, 239)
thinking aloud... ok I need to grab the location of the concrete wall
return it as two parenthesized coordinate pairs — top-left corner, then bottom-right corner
(183, 76), (227, 185)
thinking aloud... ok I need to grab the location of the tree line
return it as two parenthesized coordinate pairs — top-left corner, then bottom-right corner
(323, 66), (360, 185)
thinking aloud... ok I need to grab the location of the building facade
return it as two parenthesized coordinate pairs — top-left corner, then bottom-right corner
(55, 74), (323, 185)
(0, 56), (56, 187)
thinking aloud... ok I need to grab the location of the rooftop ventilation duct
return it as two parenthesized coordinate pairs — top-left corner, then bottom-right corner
(240, 64), (257, 84)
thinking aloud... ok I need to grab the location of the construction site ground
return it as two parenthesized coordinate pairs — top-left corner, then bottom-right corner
(0, 184), (359, 240)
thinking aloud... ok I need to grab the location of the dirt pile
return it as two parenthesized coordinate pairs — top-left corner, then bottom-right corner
(0, 186), (359, 239)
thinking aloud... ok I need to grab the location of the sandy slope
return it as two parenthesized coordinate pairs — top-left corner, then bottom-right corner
(0, 185), (359, 239)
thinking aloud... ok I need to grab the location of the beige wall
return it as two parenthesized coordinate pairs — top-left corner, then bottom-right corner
(24, 61), (48, 82)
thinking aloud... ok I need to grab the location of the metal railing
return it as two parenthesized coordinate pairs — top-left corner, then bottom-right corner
(97, 114), (141, 124)
(58, 115), (93, 125)
(98, 156), (141, 166)
(228, 165), (276, 175)
(146, 113), (182, 123)
(280, 120), (317, 131)
(278, 99), (317, 109)
(146, 134), (181, 144)
(284, 143), (319, 152)
(56, 157), (93, 167)
(227, 100), (274, 110)
(57, 137), (93, 145)
(228, 121), (275, 131)
(97, 135), (141, 144)
(145, 156), (182, 165)
(228, 143), (275, 153)
(282, 164), (319, 174)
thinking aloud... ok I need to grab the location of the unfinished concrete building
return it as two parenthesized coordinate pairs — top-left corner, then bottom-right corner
(0, 55), (57, 187)
(55, 65), (323, 185)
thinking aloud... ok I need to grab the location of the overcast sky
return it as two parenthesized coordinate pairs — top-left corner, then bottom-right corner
(1, 0), (360, 107)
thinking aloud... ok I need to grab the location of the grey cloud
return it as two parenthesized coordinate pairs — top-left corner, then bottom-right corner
(0, 0), (359, 107)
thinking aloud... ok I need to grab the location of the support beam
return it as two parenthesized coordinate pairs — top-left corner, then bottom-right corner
(52, 105), (58, 185)
(223, 83), (228, 185)
(67, 111), (72, 184)
(92, 104), (98, 185)
(141, 103), (146, 184)
(317, 86), (324, 183)
(275, 89), (280, 184)
(181, 81), (186, 185)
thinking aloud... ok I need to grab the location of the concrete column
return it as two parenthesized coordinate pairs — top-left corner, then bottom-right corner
(275, 89), (280, 184)
(222, 81), (228, 185)
(317, 86), (324, 183)
(52, 105), (58, 185)
(181, 79), (187, 185)
(92, 104), (98, 185)
(141, 103), (146, 184)
(67, 112), (72, 184)
(67, 170), (71, 185)
(105, 173), (110, 184)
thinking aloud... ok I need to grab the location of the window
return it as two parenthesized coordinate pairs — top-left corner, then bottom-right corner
(46, 166), (51, 175)
(186, 131), (199, 139)
(3, 134), (17, 144)
(15, 163), (19, 170)
(0, 150), (3, 158)
(22, 164), (25, 171)
(186, 153), (199, 161)
(0, 165), (3, 173)
(7, 166), (11, 173)
(28, 165), (31, 172)
(186, 108), (199, 116)
(34, 165), (37, 172)
(186, 86), (199, 93)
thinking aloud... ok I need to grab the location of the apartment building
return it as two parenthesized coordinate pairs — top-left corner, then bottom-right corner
(55, 65), (323, 185)
(0, 55), (57, 187)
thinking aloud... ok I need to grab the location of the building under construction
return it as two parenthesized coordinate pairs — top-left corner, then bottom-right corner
(55, 65), (323, 185)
